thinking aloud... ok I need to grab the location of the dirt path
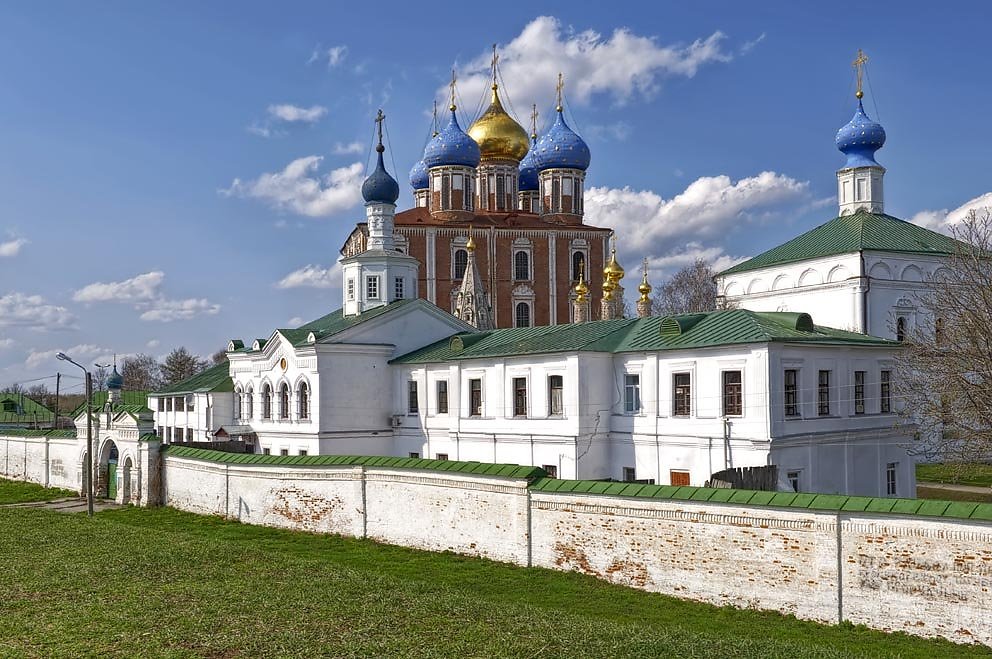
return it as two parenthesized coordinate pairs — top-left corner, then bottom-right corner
(0, 497), (122, 513)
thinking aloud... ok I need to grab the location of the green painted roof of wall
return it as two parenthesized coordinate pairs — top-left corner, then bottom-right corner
(69, 390), (150, 418)
(0, 394), (54, 425)
(153, 362), (234, 396)
(163, 445), (547, 480)
(529, 478), (992, 522)
(391, 310), (896, 364)
(719, 211), (966, 276)
(0, 428), (76, 438)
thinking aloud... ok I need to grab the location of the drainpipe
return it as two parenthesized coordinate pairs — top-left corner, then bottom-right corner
(723, 416), (732, 469)
(859, 251), (870, 334)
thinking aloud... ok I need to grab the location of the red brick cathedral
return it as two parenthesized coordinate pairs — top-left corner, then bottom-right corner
(341, 71), (621, 329)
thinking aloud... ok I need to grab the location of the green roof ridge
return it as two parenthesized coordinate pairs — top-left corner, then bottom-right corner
(153, 361), (234, 396)
(719, 211), (967, 277)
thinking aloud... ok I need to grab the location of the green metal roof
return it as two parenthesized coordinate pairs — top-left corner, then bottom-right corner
(529, 479), (992, 523)
(279, 298), (419, 347)
(392, 310), (896, 364)
(153, 362), (234, 396)
(719, 211), (967, 276)
(0, 394), (54, 426)
(70, 390), (150, 418)
(0, 428), (76, 438)
(164, 445), (547, 480)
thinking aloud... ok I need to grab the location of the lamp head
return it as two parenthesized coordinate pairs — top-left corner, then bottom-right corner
(56, 352), (68, 362)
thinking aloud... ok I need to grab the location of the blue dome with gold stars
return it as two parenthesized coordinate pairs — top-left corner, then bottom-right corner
(409, 156), (429, 190)
(532, 109), (590, 172)
(836, 100), (886, 169)
(362, 145), (400, 205)
(518, 137), (539, 191)
(423, 109), (480, 169)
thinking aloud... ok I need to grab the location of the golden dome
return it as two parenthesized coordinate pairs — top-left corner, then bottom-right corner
(603, 247), (625, 282)
(468, 86), (530, 163)
(602, 276), (615, 301)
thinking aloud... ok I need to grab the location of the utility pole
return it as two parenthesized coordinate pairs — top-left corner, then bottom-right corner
(85, 371), (93, 516)
(54, 372), (60, 430)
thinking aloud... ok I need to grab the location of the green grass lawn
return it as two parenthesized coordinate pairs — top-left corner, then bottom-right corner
(0, 503), (986, 658)
(916, 462), (992, 488)
(0, 478), (76, 504)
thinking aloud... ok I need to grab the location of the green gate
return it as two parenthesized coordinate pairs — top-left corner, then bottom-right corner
(107, 461), (117, 499)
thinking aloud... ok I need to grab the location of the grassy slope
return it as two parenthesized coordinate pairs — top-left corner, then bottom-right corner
(0, 478), (76, 504)
(916, 463), (992, 488)
(0, 506), (986, 658)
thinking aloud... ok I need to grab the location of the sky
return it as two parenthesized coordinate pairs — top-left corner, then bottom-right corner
(2, 1), (991, 391)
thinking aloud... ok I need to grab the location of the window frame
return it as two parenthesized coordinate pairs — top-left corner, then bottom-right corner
(453, 249), (468, 280)
(623, 373), (641, 414)
(297, 381), (309, 420)
(278, 382), (290, 419)
(817, 370), (831, 416)
(394, 276), (405, 300)
(784, 369), (799, 417)
(514, 301), (531, 328)
(548, 375), (564, 417)
(886, 462), (898, 496)
(407, 380), (419, 415)
(880, 370), (892, 414)
(670, 470), (691, 487)
(366, 275), (380, 300)
(513, 250), (530, 281)
(512, 377), (528, 418)
(672, 372), (691, 417)
(722, 370), (743, 417)
(468, 378), (483, 417)
(435, 380), (449, 415)
(262, 384), (272, 420)
(854, 370), (866, 415)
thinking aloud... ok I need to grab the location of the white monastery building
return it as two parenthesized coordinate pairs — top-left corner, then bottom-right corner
(144, 60), (958, 498)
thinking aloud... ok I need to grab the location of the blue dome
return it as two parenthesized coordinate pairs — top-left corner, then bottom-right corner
(518, 137), (539, 191)
(362, 146), (400, 204)
(107, 366), (123, 390)
(835, 100), (886, 169)
(423, 109), (480, 169)
(532, 110), (591, 172)
(409, 156), (429, 190)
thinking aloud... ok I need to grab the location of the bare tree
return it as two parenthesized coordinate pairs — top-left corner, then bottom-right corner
(211, 347), (228, 365)
(894, 208), (992, 468)
(92, 366), (109, 392)
(652, 259), (731, 316)
(122, 354), (162, 391)
(161, 347), (208, 386)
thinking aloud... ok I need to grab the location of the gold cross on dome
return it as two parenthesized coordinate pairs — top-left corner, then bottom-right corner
(449, 69), (457, 111)
(374, 109), (385, 144)
(491, 43), (499, 86)
(556, 72), (564, 111)
(530, 104), (539, 139)
(852, 49), (868, 99)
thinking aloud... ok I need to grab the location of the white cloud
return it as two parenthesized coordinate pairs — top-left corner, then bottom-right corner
(139, 298), (221, 322)
(0, 293), (76, 330)
(275, 261), (342, 289)
(287, 316), (305, 326)
(585, 121), (632, 142)
(223, 158), (364, 218)
(585, 171), (809, 252)
(25, 343), (113, 370)
(0, 338), (14, 349)
(267, 104), (328, 123)
(73, 271), (164, 303)
(309, 44), (348, 67)
(646, 242), (748, 280)
(740, 32), (766, 54)
(909, 192), (992, 233)
(445, 17), (731, 112)
(332, 141), (364, 155)
(0, 238), (28, 257)
(246, 122), (282, 139)
(146, 339), (160, 349)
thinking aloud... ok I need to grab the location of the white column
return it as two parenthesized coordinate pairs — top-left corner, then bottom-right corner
(548, 234), (557, 325)
(426, 229), (437, 304)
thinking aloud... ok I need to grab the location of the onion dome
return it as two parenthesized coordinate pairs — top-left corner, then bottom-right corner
(468, 86), (530, 162)
(532, 107), (591, 172)
(638, 270), (652, 303)
(602, 276), (615, 301)
(835, 100), (886, 169)
(574, 273), (589, 302)
(107, 366), (123, 390)
(409, 157), (429, 191)
(603, 246), (625, 282)
(466, 232), (476, 251)
(362, 142), (400, 205)
(518, 134), (539, 192)
(423, 107), (480, 169)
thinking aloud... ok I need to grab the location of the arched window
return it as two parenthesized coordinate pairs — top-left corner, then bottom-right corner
(896, 316), (907, 342)
(454, 249), (468, 279)
(515, 302), (531, 328)
(572, 252), (585, 281)
(514, 251), (529, 281)
(262, 384), (272, 419)
(298, 382), (309, 420)
(245, 388), (253, 420)
(234, 389), (242, 419)
(279, 383), (289, 419)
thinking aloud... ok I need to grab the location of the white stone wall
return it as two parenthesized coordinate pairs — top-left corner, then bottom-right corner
(0, 434), (82, 492)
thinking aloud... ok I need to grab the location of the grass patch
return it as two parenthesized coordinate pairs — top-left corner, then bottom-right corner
(916, 486), (992, 504)
(917, 462), (992, 488)
(0, 506), (985, 657)
(0, 478), (76, 504)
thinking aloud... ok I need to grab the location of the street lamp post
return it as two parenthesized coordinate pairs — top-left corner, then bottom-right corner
(56, 352), (94, 517)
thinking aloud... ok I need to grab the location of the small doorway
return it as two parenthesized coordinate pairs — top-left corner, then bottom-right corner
(105, 443), (119, 499)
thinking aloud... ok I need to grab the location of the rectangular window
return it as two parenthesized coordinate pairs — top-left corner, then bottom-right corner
(407, 381), (419, 414)
(784, 369), (799, 416)
(886, 462), (898, 496)
(176, 397), (185, 412)
(854, 370), (866, 415)
(624, 374), (641, 414)
(347, 278), (355, 301)
(673, 372), (691, 416)
(366, 276), (379, 300)
(408, 452), (420, 459)
(548, 375), (564, 417)
(436, 381), (448, 414)
(186, 428), (193, 442)
(542, 464), (558, 478)
(436, 453), (448, 461)
(394, 277), (404, 300)
(166, 398), (172, 412)
(157, 425), (163, 437)
(187, 396), (194, 412)
(280, 449), (289, 457)
(670, 470), (691, 487)
(469, 378), (482, 417)
(722, 371), (743, 416)
(173, 428), (182, 442)
(513, 377), (527, 417)
(157, 398), (164, 412)
(299, 450), (308, 457)
(551, 178), (561, 213)
(263, 448), (270, 455)
(880, 370), (891, 413)
(787, 470), (801, 493)
(856, 177), (867, 200)
(622, 467), (636, 482)
(441, 174), (451, 209)
(496, 174), (505, 210)
(818, 370), (831, 416)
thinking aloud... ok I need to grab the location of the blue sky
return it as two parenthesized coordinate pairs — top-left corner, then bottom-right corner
(2, 1), (991, 390)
